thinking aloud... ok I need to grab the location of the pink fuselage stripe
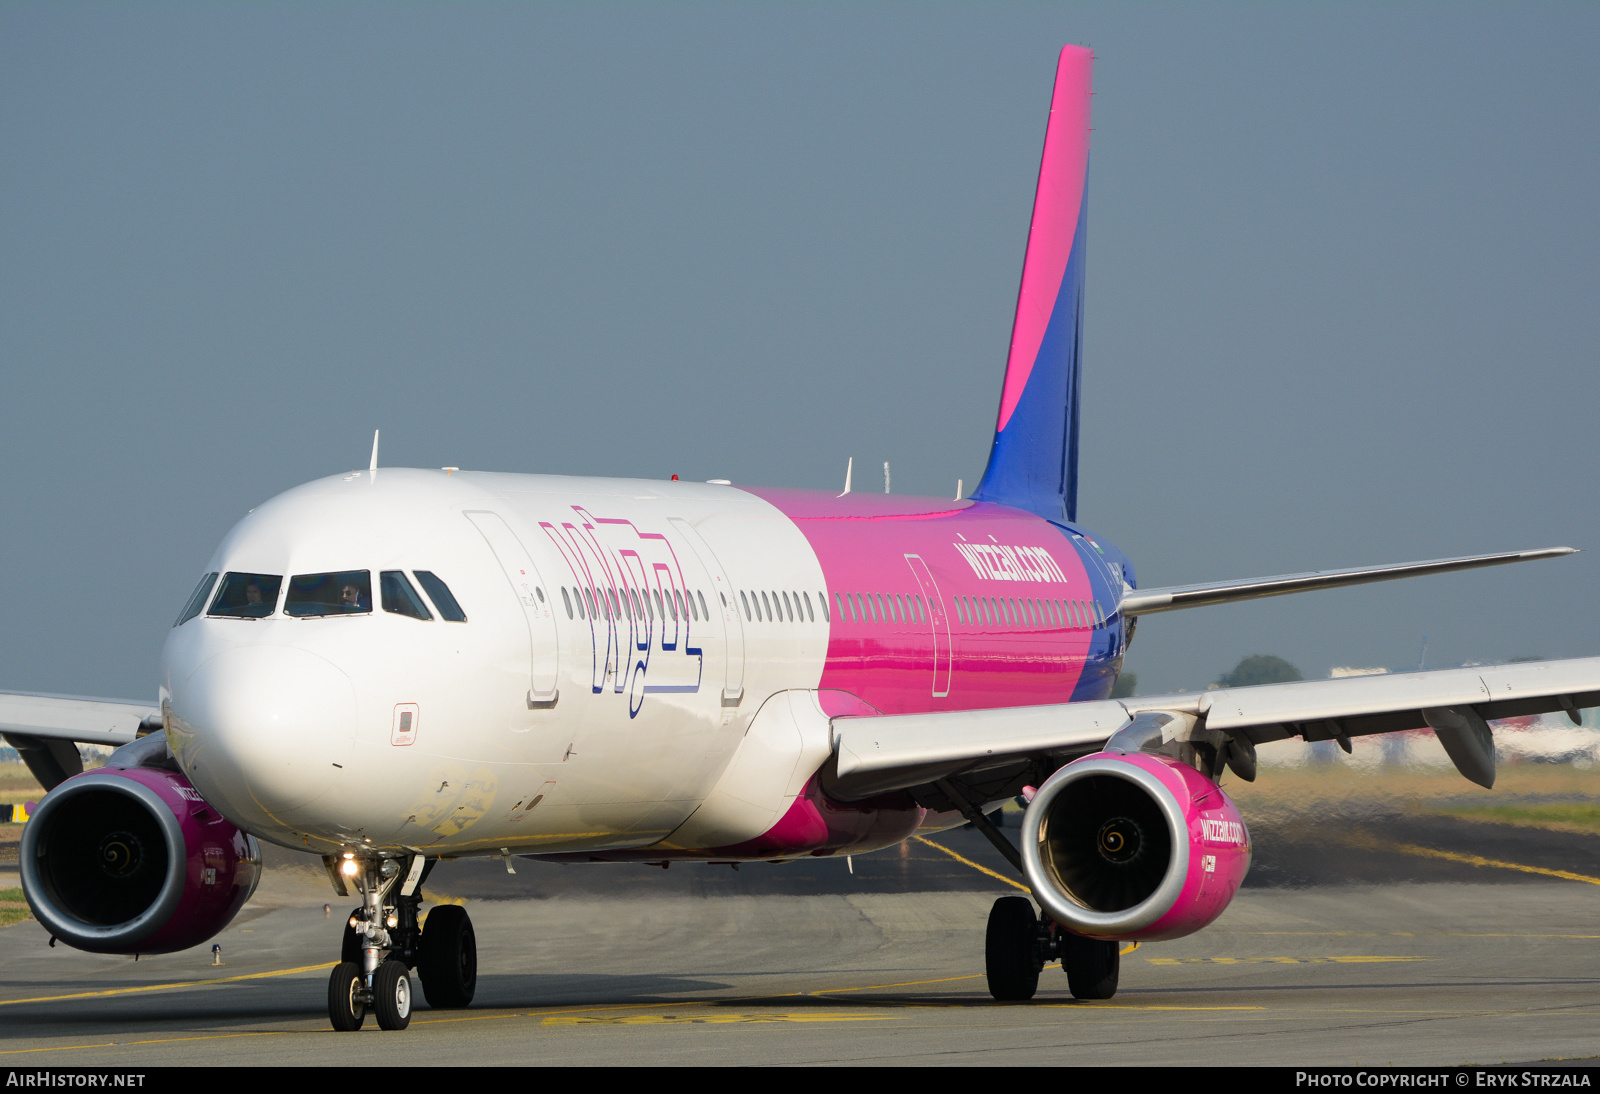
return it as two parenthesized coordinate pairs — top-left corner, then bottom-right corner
(995, 45), (1093, 433)
(748, 487), (1094, 715)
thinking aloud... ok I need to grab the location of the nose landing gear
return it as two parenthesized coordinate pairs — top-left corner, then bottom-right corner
(324, 851), (456, 1032)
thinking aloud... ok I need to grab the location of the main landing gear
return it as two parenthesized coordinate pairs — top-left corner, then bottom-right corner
(325, 852), (478, 1031)
(930, 780), (1121, 1004)
(985, 895), (1120, 1002)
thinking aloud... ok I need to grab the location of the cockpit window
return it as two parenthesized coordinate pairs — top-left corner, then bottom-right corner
(380, 571), (432, 620)
(175, 573), (219, 626)
(413, 571), (467, 622)
(208, 572), (282, 619)
(285, 571), (372, 617)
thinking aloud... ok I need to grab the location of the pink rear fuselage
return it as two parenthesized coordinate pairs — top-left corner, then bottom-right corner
(748, 487), (1124, 717)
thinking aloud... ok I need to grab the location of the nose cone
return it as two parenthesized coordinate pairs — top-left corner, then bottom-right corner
(169, 645), (356, 825)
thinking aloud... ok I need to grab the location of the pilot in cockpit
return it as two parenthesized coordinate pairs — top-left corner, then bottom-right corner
(340, 583), (367, 611)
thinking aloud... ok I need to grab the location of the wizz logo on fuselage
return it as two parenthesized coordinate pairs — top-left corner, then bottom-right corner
(953, 542), (1069, 583)
(540, 508), (704, 718)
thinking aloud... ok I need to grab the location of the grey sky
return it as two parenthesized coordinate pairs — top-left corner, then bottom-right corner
(2, 3), (1596, 700)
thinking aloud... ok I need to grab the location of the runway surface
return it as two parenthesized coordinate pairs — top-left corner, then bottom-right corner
(3, 770), (1599, 1066)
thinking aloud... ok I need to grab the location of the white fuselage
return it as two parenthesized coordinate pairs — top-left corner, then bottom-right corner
(163, 469), (828, 858)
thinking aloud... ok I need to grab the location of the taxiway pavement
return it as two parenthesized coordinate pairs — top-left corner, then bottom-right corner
(2, 805), (1597, 1066)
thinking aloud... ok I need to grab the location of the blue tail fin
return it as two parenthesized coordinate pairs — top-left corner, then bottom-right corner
(972, 46), (1092, 523)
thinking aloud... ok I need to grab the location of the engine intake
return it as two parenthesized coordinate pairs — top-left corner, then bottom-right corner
(1022, 743), (1250, 941)
(21, 766), (260, 954)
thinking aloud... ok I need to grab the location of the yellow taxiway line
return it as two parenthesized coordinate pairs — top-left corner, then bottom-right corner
(913, 836), (1030, 893)
(0, 962), (338, 1008)
(1344, 830), (1600, 885)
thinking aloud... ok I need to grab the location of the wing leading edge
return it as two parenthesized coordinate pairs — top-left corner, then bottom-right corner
(0, 691), (161, 790)
(828, 655), (1600, 800)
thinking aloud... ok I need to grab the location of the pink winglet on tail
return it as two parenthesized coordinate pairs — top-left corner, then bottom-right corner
(995, 46), (1093, 433)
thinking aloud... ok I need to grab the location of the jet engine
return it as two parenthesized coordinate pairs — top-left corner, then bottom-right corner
(20, 764), (261, 954)
(1021, 714), (1251, 941)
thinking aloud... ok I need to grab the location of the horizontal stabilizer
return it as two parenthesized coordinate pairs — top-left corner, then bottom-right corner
(1119, 547), (1576, 616)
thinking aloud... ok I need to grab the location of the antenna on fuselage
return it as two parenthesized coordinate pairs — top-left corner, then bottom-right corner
(956, 478), (963, 500)
(838, 457), (853, 497)
(883, 461), (891, 494)
(368, 429), (380, 474)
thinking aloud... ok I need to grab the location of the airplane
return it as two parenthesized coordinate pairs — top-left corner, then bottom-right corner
(6, 44), (1598, 1033)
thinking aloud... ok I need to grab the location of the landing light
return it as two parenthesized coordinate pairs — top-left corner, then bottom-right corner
(341, 859), (359, 877)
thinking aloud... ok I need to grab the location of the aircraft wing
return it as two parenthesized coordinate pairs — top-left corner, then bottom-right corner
(827, 655), (1600, 803)
(0, 690), (161, 790)
(1119, 547), (1576, 616)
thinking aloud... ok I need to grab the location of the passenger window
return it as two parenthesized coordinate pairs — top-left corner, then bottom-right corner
(286, 570), (372, 617)
(208, 572), (283, 619)
(698, 590), (709, 620)
(561, 587), (574, 619)
(380, 571), (433, 620)
(803, 591), (814, 622)
(817, 591), (828, 622)
(835, 592), (847, 621)
(175, 572), (219, 626)
(414, 572), (468, 622)
(740, 590), (752, 621)
(782, 591), (793, 621)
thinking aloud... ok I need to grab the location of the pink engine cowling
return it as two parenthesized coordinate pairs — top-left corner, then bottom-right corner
(1020, 751), (1251, 941)
(20, 766), (261, 955)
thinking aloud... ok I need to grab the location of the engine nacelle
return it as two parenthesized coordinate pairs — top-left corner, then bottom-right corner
(1021, 751), (1251, 941)
(20, 766), (261, 954)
